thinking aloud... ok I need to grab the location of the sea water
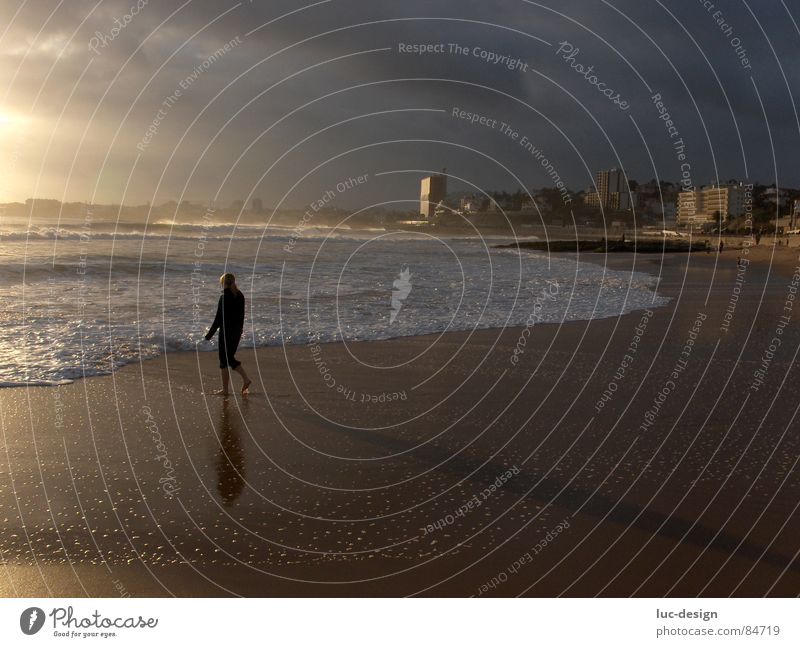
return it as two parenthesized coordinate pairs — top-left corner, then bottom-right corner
(0, 219), (669, 386)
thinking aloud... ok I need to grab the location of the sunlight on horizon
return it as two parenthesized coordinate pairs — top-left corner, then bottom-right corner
(0, 108), (29, 128)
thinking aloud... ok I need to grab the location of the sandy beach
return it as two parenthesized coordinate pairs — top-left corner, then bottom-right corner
(2, 241), (799, 597)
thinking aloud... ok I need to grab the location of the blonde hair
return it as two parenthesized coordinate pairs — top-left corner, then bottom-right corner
(220, 273), (239, 293)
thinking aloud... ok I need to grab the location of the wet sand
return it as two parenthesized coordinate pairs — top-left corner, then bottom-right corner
(2, 242), (800, 597)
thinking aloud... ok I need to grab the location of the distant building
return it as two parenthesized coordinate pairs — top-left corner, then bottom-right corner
(459, 195), (481, 213)
(677, 184), (746, 226)
(597, 168), (625, 201)
(615, 192), (632, 211)
(677, 191), (697, 224)
(763, 187), (789, 208)
(792, 199), (800, 227)
(585, 168), (631, 211)
(252, 198), (263, 213)
(420, 171), (447, 220)
(584, 189), (602, 208)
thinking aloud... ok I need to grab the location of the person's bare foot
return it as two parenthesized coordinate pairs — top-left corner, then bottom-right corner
(241, 379), (252, 395)
(213, 389), (230, 396)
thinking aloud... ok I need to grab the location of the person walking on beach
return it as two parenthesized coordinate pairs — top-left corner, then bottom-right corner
(205, 273), (252, 395)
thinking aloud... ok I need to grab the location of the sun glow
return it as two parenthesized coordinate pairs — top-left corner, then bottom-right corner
(0, 110), (30, 155)
(0, 112), (23, 132)
(0, 110), (28, 126)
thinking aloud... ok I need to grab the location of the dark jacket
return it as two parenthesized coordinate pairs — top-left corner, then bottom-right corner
(205, 288), (245, 341)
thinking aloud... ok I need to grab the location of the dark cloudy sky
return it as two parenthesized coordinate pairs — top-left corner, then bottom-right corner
(1, 0), (798, 211)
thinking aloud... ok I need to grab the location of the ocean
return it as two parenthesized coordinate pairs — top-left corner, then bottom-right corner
(0, 218), (669, 386)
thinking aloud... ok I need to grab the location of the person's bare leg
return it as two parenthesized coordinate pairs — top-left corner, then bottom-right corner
(234, 365), (251, 394)
(214, 368), (230, 395)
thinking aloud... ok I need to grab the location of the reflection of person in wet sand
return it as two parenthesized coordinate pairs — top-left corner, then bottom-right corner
(217, 398), (245, 507)
(205, 273), (252, 395)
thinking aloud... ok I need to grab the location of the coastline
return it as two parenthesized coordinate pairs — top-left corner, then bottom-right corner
(6, 235), (793, 392)
(2, 244), (800, 596)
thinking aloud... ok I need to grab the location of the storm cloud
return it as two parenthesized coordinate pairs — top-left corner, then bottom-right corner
(1, 0), (798, 210)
